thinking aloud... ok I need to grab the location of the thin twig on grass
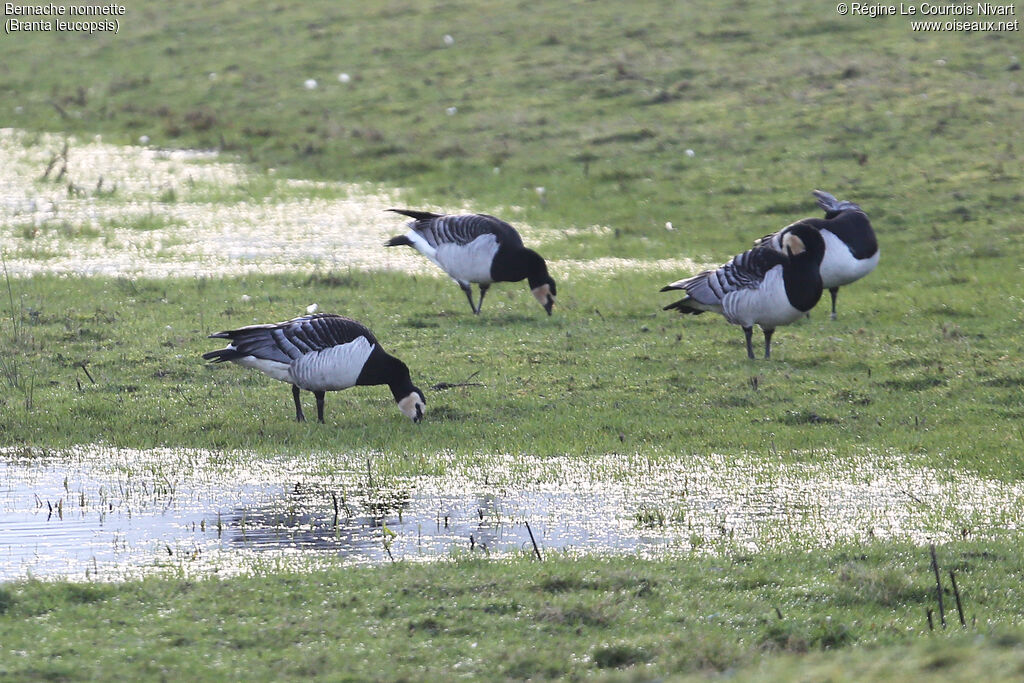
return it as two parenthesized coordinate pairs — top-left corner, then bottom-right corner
(930, 544), (946, 628)
(431, 370), (483, 391)
(78, 362), (96, 384)
(899, 487), (924, 505)
(950, 571), (966, 627)
(525, 521), (543, 561)
(431, 381), (484, 390)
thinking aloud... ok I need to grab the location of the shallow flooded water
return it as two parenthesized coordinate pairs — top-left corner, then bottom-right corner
(0, 129), (705, 279)
(2, 446), (1021, 582)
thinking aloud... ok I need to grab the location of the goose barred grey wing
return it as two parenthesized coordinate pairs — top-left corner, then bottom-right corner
(663, 246), (786, 306)
(387, 209), (523, 249)
(204, 314), (376, 364)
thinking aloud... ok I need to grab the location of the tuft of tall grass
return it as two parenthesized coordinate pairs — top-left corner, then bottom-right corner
(0, 253), (28, 391)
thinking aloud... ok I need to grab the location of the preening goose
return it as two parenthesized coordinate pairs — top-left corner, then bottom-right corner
(385, 209), (557, 315)
(754, 190), (878, 320)
(661, 223), (826, 359)
(203, 313), (425, 423)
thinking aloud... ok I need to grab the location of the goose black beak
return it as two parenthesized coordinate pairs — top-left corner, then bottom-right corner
(544, 298), (554, 316)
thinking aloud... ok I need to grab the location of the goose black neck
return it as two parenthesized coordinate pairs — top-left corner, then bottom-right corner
(783, 254), (823, 313)
(827, 211), (877, 259)
(491, 246), (548, 285)
(357, 347), (414, 399)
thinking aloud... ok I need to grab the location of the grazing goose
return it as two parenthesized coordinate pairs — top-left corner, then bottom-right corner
(661, 223), (826, 359)
(202, 313), (425, 424)
(754, 190), (878, 320)
(385, 209), (557, 315)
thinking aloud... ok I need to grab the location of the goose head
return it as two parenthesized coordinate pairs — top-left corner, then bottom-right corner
(531, 279), (557, 315)
(782, 224), (826, 265)
(397, 388), (426, 423)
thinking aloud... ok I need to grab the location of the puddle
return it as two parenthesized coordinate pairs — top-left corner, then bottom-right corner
(0, 129), (706, 279)
(0, 128), (419, 278)
(2, 446), (1021, 582)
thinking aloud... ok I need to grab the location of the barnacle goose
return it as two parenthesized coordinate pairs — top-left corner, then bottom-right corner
(202, 313), (425, 423)
(661, 223), (826, 359)
(385, 209), (557, 315)
(754, 190), (878, 320)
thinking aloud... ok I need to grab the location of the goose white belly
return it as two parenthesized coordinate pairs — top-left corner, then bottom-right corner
(228, 337), (376, 392)
(721, 267), (802, 329)
(819, 230), (879, 288)
(436, 234), (498, 284)
(234, 355), (292, 382)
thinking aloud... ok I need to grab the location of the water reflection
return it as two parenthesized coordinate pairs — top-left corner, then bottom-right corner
(219, 484), (674, 564)
(2, 446), (1022, 582)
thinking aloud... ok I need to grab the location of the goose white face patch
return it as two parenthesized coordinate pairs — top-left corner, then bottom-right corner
(531, 283), (554, 308)
(398, 392), (426, 422)
(782, 232), (806, 256)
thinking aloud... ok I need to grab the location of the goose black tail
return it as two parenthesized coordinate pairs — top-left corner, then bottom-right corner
(662, 298), (705, 315)
(384, 235), (414, 247)
(202, 348), (242, 363)
(387, 208), (443, 221)
(812, 189), (861, 218)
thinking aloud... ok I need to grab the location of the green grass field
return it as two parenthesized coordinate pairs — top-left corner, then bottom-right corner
(1, 541), (1023, 681)
(1, 0), (1023, 679)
